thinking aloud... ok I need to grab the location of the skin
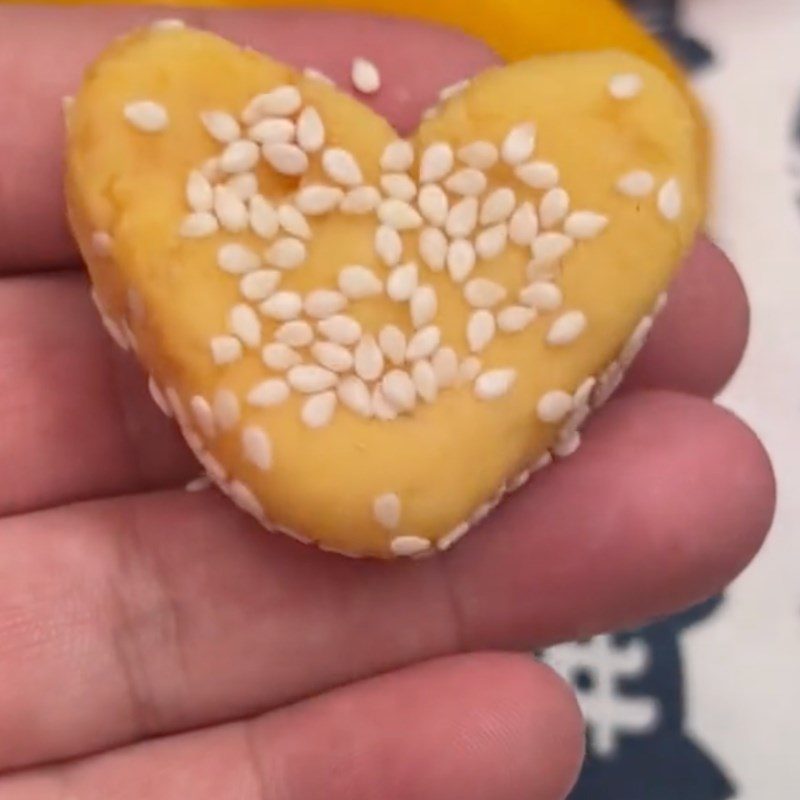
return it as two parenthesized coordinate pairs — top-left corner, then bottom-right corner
(0, 5), (776, 800)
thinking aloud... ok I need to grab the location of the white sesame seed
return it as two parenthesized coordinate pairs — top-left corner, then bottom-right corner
(311, 341), (353, 374)
(553, 431), (582, 458)
(419, 227), (448, 271)
(240, 269), (281, 301)
(508, 202), (538, 246)
(201, 110), (241, 143)
(265, 237), (306, 270)
(378, 199), (423, 230)
(295, 185), (344, 216)
(439, 78), (470, 101)
(501, 122), (536, 165)
(497, 305), (536, 333)
(351, 57), (381, 94)
(519, 281), (563, 312)
(474, 368), (517, 400)
(411, 285), (438, 328)
(186, 170), (214, 212)
(537, 390), (573, 423)
(475, 224), (509, 261)
(338, 266), (383, 299)
(304, 289), (347, 320)
(608, 73), (643, 100)
(657, 178), (682, 221)
(151, 17), (186, 30)
(164, 387), (186, 423)
(374, 387), (399, 420)
(593, 361), (624, 408)
(213, 389), (241, 430)
(210, 336), (243, 365)
(259, 291), (303, 321)
(337, 376), (372, 417)
(186, 475), (212, 493)
(247, 117), (295, 145)
(91, 231), (113, 257)
(564, 211), (609, 240)
(287, 364), (338, 393)
(381, 140), (415, 172)
(406, 325), (441, 361)
(509, 470), (531, 492)
(262, 342), (302, 371)
(242, 426), (273, 470)
(148, 377), (172, 417)
(242, 86), (302, 123)
(457, 141), (499, 170)
(437, 522), (471, 552)
(531, 232), (574, 266)
(229, 480), (264, 517)
(200, 157), (222, 181)
(229, 304), (262, 347)
(198, 451), (227, 484)
(278, 204), (311, 239)
(380, 173), (418, 202)
(381, 369), (417, 413)
(341, 186), (381, 214)
(445, 168), (487, 197)
(378, 325), (407, 365)
(420, 143), (454, 183)
(547, 310), (587, 346)
(124, 100), (168, 132)
(467, 310), (496, 353)
(190, 396), (216, 438)
(249, 195), (279, 239)
(432, 347), (459, 388)
(318, 315), (362, 346)
(460, 356), (482, 383)
(220, 140), (260, 174)
(226, 172), (259, 201)
(387, 262), (419, 302)
(247, 378), (290, 408)
(214, 186), (249, 233)
(417, 184), (449, 227)
(616, 170), (655, 197)
(539, 188), (570, 229)
(263, 143), (309, 176)
(354, 335), (385, 381)
(296, 105), (326, 152)
(275, 320), (314, 348)
(374, 225), (403, 267)
(391, 536), (431, 557)
(464, 278), (507, 309)
(374, 493), (401, 530)
(218, 243), (261, 274)
(94, 304), (129, 353)
(653, 292), (668, 316)
(515, 161), (559, 189)
(180, 212), (219, 238)
(620, 316), (654, 365)
(303, 67), (335, 85)
(412, 360), (438, 403)
(322, 148), (363, 187)
(446, 196), (479, 238)
(480, 188), (516, 226)
(301, 391), (337, 429)
(574, 377), (597, 408)
(447, 239), (476, 283)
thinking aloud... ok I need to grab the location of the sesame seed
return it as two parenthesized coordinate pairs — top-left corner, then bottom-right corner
(378, 198), (424, 230)
(480, 188), (516, 226)
(247, 378), (290, 408)
(165, 387), (186, 423)
(220, 140), (260, 174)
(249, 195), (279, 239)
(475, 224), (509, 261)
(186, 170), (214, 212)
(387, 262), (419, 302)
(564, 211), (609, 240)
(464, 278), (507, 309)
(574, 377), (597, 407)
(229, 303), (262, 347)
(509, 470), (531, 492)
(247, 117), (295, 145)
(439, 78), (470, 101)
(531, 232), (574, 266)
(354, 335), (384, 381)
(418, 184), (449, 227)
(432, 347), (459, 388)
(304, 289), (348, 320)
(608, 72), (643, 100)
(226, 172), (259, 201)
(447, 239), (476, 283)
(519, 281), (563, 311)
(242, 426), (273, 470)
(537, 390), (573, 423)
(200, 157), (222, 181)
(654, 292), (668, 316)
(419, 227), (448, 271)
(411, 285), (438, 328)
(322, 148), (364, 186)
(381, 370), (417, 412)
(180, 212), (218, 238)
(240, 269), (281, 301)
(91, 231), (113, 256)
(200, 110), (241, 143)
(412, 360), (438, 403)
(547, 310), (587, 346)
(229, 480), (264, 517)
(372, 386), (398, 421)
(287, 364), (338, 393)
(337, 376), (372, 417)
(351, 57), (381, 94)
(420, 143), (454, 183)
(124, 100), (168, 133)
(467, 310), (496, 353)
(380, 173), (418, 202)
(302, 391), (337, 428)
(261, 342), (302, 370)
(378, 325), (407, 365)
(263, 143), (309, 176)
(186, 476), (211, 493)
(657, 178), (682, 220)
(151, 17), (186, 30)
(242, 86), (302, 124)
(318, 315), (362, 346)
(620, 316), (654, 365)
(303, 67), (335, 85)
(553, 431), (582, 458)
(340, 186), (381, 214)
(190, 396), (216, 438)
(445, 196), (479, 238)
(275, 320), (314, 348)
(437, 522), (471, 551)
(616, 170), (655, 197)
(198, 451), (227, 484)
(593, 361), (624, 408)
(460, 356), (482, 383)
(508, 202), (538, 246)
(259, 291), (303, 321)
(501, 122), (536, 165)
(264, 237), (306, 270)
(295, 185), (344, 215)
(214, 186), (249, 233)
(406, 325), (441, 361)
(539, 188), (570, 229)
(213, 389), (241, 430)
(391, 536), (431, 557)
(278, 204), (312, 239)
(381, 140), (415, 172)
(210, 336), (243, 364)
(444, 168), (487, 197)
(457, 141), (499, 170)
(374, 493), (401, 529)
(474, 368), (517, 400)
(497, 305), (536, 333)
(515, 161), (559, 189)
(338, 265), (383, 299)
(218, 243), (261, 274)
(296, 106), (326, 152)
(374, 225), (403, 267)
(148, 377), (172, 417)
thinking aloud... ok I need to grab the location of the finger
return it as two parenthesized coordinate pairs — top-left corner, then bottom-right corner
(3, 654), (583, 800)
(0, 391), (773, 769)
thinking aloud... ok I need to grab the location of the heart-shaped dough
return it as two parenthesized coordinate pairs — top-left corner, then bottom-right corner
(66, 24), (703, 558)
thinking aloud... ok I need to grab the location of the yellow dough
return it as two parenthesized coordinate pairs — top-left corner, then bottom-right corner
(66, 26), (703, 557)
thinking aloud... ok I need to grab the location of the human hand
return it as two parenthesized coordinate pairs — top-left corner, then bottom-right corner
(0, 6), (775, 799)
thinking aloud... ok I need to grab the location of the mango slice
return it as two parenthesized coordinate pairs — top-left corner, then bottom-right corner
(66, 26), (703, 557)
